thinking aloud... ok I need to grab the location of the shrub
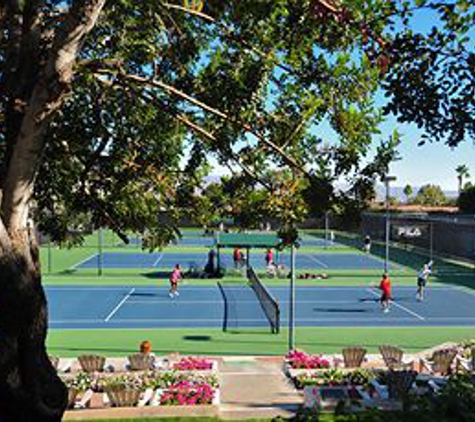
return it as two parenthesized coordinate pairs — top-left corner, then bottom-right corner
(62, 372), (94, 392)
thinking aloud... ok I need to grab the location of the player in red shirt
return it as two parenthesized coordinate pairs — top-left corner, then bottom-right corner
(379, 272), (391, 313)
(233, 247), (243, 268)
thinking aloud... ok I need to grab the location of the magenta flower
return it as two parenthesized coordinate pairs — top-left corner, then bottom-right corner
(285, 350), (330, 369)
(173, 356), (213, 371)
(160, 381), (215, 406)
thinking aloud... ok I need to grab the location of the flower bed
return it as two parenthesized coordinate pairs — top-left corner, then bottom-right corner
(293, 368), (381, 390)
(172, 356), (217, 372)
(62, 367), (220, 409)
(159, 381), (215, 406)
(285, 350), (331, 370)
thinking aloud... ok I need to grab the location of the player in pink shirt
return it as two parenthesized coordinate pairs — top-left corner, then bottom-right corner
(265, 249), (274, 266)
(169, 264), (182, 298)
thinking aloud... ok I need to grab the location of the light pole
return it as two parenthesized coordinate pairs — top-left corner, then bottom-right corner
(383, 175), (396, 273)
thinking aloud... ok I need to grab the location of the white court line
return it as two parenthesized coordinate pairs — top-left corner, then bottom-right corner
(70, 253), (99, 269)
(104, 288), (135, 322)
(303, 254), (329, 268)
(152, 253), (163, 268)
(366, 288), (425, 321)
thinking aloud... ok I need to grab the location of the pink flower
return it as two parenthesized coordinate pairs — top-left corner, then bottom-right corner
(285, 350), (330, 369)
(160, 381), (215, 406)
(173, 356), (213, 371)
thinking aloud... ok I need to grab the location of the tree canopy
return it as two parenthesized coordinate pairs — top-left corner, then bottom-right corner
(11, 0), (402, 247)
(412, 184), (448, 206)
(1, 1), (474, 420)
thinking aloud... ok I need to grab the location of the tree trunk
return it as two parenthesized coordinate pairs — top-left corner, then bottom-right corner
(0, 228), (67, 421)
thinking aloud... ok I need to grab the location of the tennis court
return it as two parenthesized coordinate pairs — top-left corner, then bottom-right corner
(73, 251), (396, 270)
(47, 284), (475, 330)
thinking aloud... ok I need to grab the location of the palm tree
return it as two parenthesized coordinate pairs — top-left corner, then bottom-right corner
(456, 165), (470, 194)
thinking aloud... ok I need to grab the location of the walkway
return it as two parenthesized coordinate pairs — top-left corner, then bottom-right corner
(219, 356), (301, 420)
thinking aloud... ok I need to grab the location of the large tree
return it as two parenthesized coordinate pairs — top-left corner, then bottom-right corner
(413, 184), (448, 206)
(0, 1), (402, 420)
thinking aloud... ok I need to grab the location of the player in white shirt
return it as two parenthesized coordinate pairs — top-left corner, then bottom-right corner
(416, 261), (432, 301)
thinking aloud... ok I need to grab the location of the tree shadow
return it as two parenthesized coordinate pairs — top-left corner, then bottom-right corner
(312, 308), (369, 313)
(140, 271), (170, 279)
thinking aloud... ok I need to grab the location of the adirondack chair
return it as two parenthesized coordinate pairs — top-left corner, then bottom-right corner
(342, 347), (367, 368)
(49, 355), (59, 371)
(78, 354), (106, 373)
(420, 349), (456, 376)
(456, 347), (475, 374)
(379, 345), (413, 370)
(386, 370), (418, 400)
(126, 353), (155, 371)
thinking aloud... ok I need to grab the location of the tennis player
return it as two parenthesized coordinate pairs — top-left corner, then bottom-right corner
(265, 249), (274, 266)
(363, 235), (372, 253)
(416, 261), (432, 302)
(233, 247), (243, 268)
(379, 272), (391, 313)
(169, 264), (182, 298)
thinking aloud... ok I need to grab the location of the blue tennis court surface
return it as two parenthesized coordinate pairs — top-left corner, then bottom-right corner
(74, 252), (394, 270)
(47, 285), (475, 329)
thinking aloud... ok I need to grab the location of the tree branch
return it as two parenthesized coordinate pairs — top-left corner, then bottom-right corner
(96, 71), (310, 178)
(173, 112), (273, 191)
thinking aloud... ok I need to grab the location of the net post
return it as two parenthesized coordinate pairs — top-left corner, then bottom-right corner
(98, 228), (103, 276)
(289, 244), (296, 350)
(217, 282), (228, 332)
(429, 222), (434, 262)
(324, 211), (329, 249)
(48, 235), (53, 275)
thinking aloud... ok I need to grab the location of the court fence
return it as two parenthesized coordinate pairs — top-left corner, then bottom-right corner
(317, 211), (475, 270)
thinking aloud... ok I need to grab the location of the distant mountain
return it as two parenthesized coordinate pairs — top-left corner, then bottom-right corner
(203, 175), (458, 201)
(375, 185), (458, 201)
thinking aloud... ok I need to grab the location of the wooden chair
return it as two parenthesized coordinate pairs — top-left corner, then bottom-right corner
(420, 349), (457, 376)
(386, 370), (418, 400)
(379, 345), (413, 370)
(127, 353), (155, 371)
(456, 347), (475, 374)
(49, 355), (59, 371)
(342, 347), (367, 368)
(78, 354), (106, 373)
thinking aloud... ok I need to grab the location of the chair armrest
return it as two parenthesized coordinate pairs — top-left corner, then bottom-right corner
(138, 388), (155, 407)
(74, 389), (94, 409)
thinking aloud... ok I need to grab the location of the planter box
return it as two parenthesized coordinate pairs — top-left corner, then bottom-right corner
(63, 404), (219, 420)
(303, 385), (365, 411)
(104, 387), (142, 407)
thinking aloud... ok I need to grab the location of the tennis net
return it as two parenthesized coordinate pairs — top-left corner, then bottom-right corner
(247, 266), (280, 333)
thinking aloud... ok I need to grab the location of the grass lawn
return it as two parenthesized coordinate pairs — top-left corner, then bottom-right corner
(47, 326), (475, 357)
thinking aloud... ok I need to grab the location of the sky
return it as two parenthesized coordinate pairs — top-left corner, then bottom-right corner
(206, 5), (474, 193)
(383, 120), (475, 192)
